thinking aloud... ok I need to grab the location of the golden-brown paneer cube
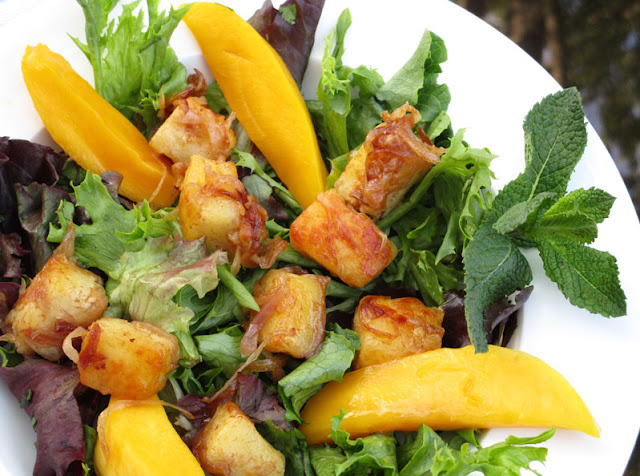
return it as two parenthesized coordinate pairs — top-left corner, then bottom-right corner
(77, 317), (179, 400)
(193, 401), (285, 476)
(250, 267), (330, 359)
(290, 189), (397, 288)
(179, 155), (275, 269)
(149, 96), (236, 163)
(353, 295), (444, 369)
(4, 226), (107, 361)
(334, 104), (444, 220)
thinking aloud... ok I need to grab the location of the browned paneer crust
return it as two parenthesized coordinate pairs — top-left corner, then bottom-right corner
(290, 189), (397, 288)
(353, 295), (444, 369)
(334, 104), (445, 220)
(193, 401), (285, 476)
(3, 226), (107, 361)
(250, 267), (330, 359)
(179, 155), (285, 270)
(149, 96), (236, 163)
(77, 317), (179, 400)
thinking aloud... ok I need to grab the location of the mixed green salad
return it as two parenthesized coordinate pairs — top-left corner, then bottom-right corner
(0, 0), (626, 475)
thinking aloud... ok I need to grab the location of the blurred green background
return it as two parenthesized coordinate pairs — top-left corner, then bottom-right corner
(455, 1), (640, 473)
(456, 0), (640, 219)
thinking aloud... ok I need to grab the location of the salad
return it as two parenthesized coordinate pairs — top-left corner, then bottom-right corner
(0, 0), (634, 475)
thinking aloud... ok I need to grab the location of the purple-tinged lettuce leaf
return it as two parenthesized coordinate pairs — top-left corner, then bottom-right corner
(0, 233), (28, 279)
(441, 287), (533, 349)
(106, 235), (227, 364)
(0, 137), (67, 236)
(107, 235), (224, 333)
(248, 0), (325, 86)
(0, 359), (88, 476)
(0, 282), (20, 321)
(177, 373), (292, 432)
(235, 373), (292, 430)
(15, 183), (70, 273)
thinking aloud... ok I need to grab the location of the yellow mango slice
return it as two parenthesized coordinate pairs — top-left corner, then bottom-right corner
(22, 44), (177, 208)
(300, 345), (599, 445)
(94, 396), (204, 476)
(183, 3), (327, 208)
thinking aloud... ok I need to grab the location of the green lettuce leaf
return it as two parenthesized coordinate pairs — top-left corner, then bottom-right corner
(312, 410), (397, 476)
(196, 325), (245, 379)
(398, 426), (555, 476)
(257, 420), (314, 476)
(48, 172), (138, 275)
(105, 235), (225, 364)
(106, 235), (223, 333)
(72, 0), (191, 137)
(278, 324), (360, 423)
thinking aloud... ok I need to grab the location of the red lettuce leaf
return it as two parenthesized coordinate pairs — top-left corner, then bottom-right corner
(442, 287), (533, 348)
(0, 282), (20, 323)
(0, 137), (67, 236)
(0, 359), (88, 476)
(178, 373), (292, 435)
(0, 233), (29, 279)
(248, 0), (325, 86)
(15, 183), (70, 273)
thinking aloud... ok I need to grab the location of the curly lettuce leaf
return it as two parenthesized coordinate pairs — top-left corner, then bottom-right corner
(106, 235), (223, 333)
(48, 172), (138, 275)
(310, 12), (451, 159)
(72, 0), (190, 137)
(310, 410), (397, 475)
(398, 426), (555, 476)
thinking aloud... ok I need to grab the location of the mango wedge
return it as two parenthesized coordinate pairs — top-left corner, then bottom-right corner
(300, 345), (599, 445)
(183, 3), (327, 208)
(94, 396), (204, 476)
(22, 44), (177, 208)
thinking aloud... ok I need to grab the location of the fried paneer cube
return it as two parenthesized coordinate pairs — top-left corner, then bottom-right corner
(149, 96), (236, 163)
(77, 317), (179, 400)
(334, 104), (444, 220)
(290, 189), (397, 288)
(193, 401), (285, 476)
(179, 155), (279, 269)
(353, 295), (444, 369)
(4, 226), (107, 361)
(250, 267), (330, 359)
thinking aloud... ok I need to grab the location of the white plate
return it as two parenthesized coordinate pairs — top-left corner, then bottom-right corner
(1, 1), (639, 475)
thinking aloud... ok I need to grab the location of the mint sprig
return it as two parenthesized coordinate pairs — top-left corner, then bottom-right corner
(464, 88), (626, 352)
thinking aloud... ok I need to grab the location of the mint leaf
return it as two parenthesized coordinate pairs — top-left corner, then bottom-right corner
(534, 231), (626, 316)
(278, 325), (360, 423)
(492, 192), (557, 235)
(278, 4), (297, 25)
(463, 225), (532, 352)
(544, 187), (614, 224)
(463, 89), (590, 352)
(490, 88), (588, 220)
(537, 187), (615, 243)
